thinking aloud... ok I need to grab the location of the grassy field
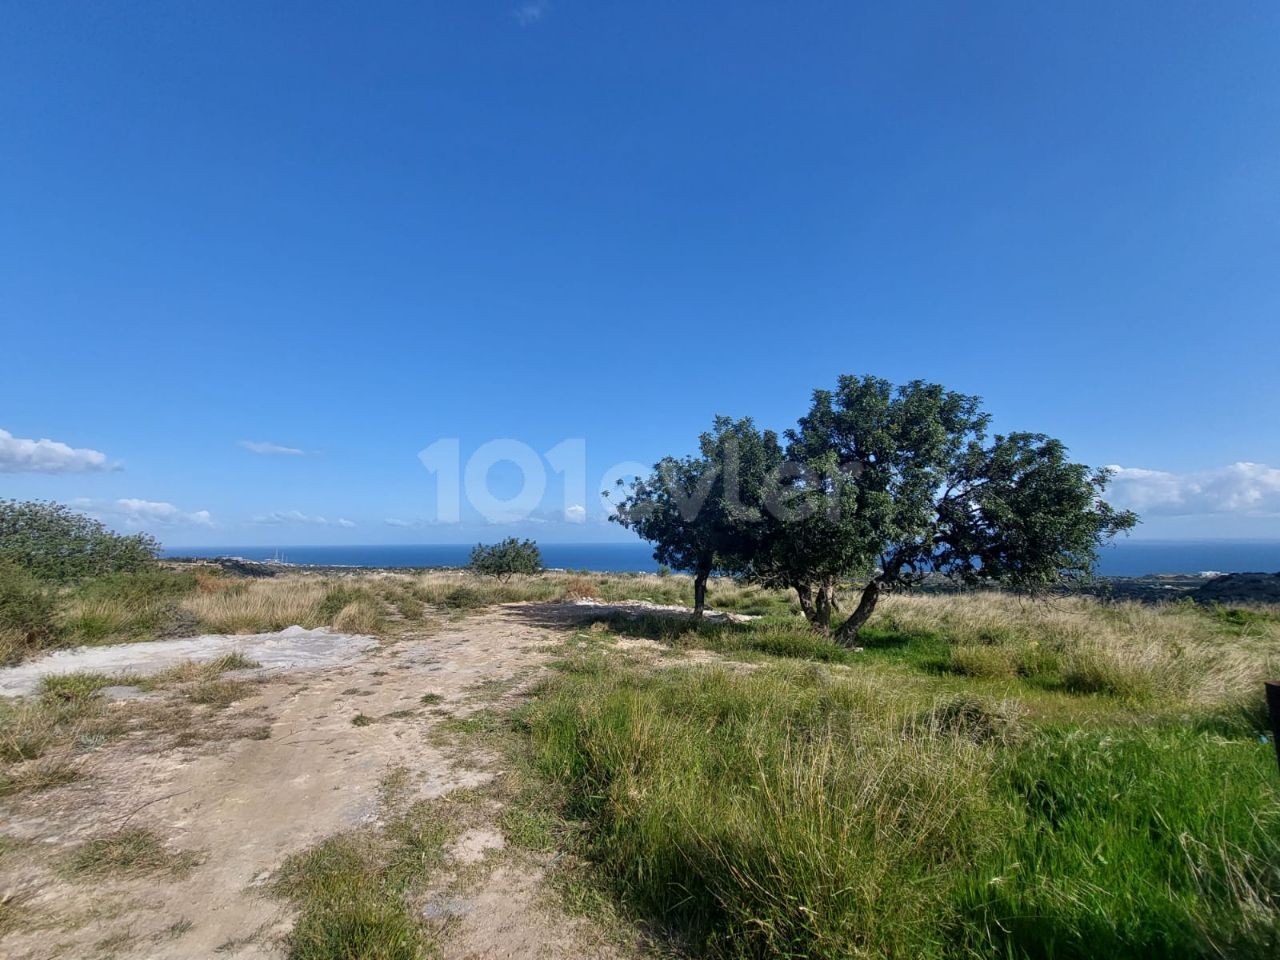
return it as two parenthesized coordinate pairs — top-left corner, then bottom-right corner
(507, 590), (1280, 959)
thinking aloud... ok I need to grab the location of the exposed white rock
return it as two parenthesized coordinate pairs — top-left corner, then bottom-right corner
(0, 625), (379, 697)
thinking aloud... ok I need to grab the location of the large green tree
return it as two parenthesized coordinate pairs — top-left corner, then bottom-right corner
(755, 376), (1137, 644)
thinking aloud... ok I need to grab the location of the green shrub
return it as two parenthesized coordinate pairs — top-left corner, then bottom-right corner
(468, 537), (542, 581)
(0, 561), (58, 662)
(0, 499), (159, 582)
(1206, 604), (1280, 633)
(438, 586), (490, 609)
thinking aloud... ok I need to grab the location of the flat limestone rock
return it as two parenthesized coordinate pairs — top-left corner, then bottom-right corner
(0, 626), (379, 698)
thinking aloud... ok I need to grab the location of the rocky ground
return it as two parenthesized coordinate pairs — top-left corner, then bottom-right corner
(0, 602), (657, 960)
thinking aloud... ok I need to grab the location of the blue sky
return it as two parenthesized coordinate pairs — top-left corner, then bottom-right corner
(2, 2), (1278, 547)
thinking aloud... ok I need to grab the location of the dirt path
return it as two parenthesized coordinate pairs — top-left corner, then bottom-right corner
(0, 604), (631, 959)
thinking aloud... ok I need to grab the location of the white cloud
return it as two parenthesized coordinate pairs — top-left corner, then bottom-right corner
(0, 428), (115, 474)
(239, 440), (305, 456)
(1106, 462), (1280, 516)
(384, 518), (416, 528)
(565, 503), (587, 523)
(74, 498), (214, 528)
(513, 1), (548, 25)
(254, 510), (355, 527)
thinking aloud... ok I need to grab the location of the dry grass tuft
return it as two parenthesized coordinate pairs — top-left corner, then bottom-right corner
(179, 578), (333, 633)
(64, 828), (202, 879)
(561, 575), (601, 599)
(878, 591), (1280, 708)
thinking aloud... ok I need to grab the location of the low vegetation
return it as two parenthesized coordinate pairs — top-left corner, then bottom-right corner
(63, 828), (202, 880)
(497, 589), (1280, 960)
(0, 564), (396, 663)
(271, 796), (452, 960)
(0, 654), (269, 798)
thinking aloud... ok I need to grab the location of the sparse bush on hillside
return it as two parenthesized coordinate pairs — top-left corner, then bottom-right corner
(468, 538), (542, 581)
(0, 499), (159, 582)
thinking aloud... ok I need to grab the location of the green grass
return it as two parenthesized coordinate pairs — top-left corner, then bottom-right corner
(59, 569), (200, 644)
(272, 803), (449, 960)
(64, 828), (202, 879)
(134, 651), (261, 690)
(955, 726), (1280, 959)
(0, 758), (80, 797)
(38, 671), (123, 704)
(185, 678), (253, 706)
(1203, 603), (1280, 634)
(34, 654), (260, 708)
(519, 649), (1280, 960)
(1, 655), (267, 799)
(599, 612), (863, 663)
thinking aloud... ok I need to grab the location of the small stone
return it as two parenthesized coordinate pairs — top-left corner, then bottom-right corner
(422, 897), (476, 920)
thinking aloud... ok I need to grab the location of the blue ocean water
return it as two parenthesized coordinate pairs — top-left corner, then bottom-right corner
(163, 542), (660, 572)
(163, 540), (1280, 577)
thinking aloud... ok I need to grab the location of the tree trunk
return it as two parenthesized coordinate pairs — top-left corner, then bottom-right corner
(795, 584), (815, 623)
(812, 584), (832, 628)
(834, 579), (881, 646)
(693, 567), (710, 619)
(794, 583), (834, 631)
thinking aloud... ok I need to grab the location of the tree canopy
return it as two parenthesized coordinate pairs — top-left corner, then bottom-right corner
(613, 376), (1137, 641)
(469, 537), (543, 580)
(610, 416), (782, 616)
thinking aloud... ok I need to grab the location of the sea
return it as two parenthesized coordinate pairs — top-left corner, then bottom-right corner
(162, 540), (1280, 578)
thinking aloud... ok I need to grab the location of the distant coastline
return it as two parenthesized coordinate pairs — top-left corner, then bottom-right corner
(162, 540), (1280, 578)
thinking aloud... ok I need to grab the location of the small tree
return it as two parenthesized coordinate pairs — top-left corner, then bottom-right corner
(469, 537), (543, 581)
(754, 376), (1137, 645)
(0, 499), (159, 582)
(610, 417), (783, 617)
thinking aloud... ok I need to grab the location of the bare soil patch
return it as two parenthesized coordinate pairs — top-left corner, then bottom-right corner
(0, 605), (648, 959)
